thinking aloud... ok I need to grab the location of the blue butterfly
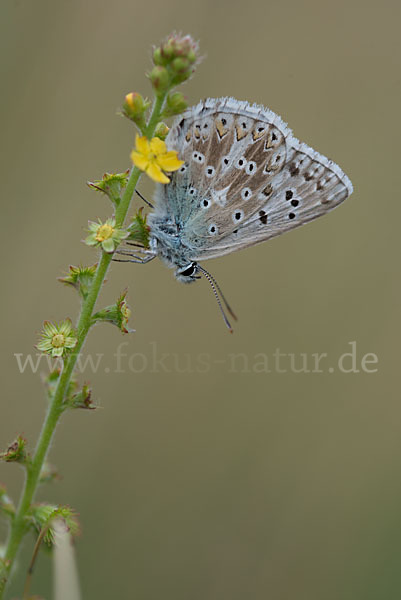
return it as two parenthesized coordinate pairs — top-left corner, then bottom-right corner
(116, 97), (353, 330)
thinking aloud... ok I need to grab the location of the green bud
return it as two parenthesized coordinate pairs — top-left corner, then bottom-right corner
(122, 92), (150, 128)
(154, 122), (169, 140)
(149, 66), (170, 94)
(153, 47), (167, 66)
(171, 57), (190, 73)
(187, 49), (197, 64)
(162, 92), (188, 118)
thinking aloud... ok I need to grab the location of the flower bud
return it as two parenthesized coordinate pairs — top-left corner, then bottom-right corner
(149, 66), (170, 94)
(122, 92), (150, 127)
(154, 122), (169, 140)
(151, 33), (200, 91)
(162, 92), (188, 118)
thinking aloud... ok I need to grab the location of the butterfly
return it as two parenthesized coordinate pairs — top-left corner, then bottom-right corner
(116, 97), (353, 330)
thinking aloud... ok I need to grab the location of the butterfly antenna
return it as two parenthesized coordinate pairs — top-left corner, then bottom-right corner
(198, 265), (238, 322)
(198, 265), (234, 333)
(135, 189), (154, 208)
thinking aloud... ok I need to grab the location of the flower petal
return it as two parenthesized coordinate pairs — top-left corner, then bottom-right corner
(85, 234), (98, 246)
(102, 238), (115, 253)
(43, 321), (57, 336)
(64, 336), (77, 348)
(52, 347), (64, 358)
(157, 151), (184, 172)
(59, 320), (72, 336)
(88, 221), (99, 232)
(146, 163), (170, 184)
(135, 135), (150, 156)
(131, 151), (149, 172)
(37, 340), (53, 352)
(149, 136), (167, 155)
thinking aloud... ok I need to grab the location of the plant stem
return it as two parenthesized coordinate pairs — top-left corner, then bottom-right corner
(0, 92), (167, 598)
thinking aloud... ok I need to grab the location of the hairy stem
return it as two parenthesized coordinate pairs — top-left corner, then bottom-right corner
(0, 92), (167, 597)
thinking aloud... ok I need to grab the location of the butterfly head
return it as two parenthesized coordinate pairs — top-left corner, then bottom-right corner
(175, 261), (200, 283)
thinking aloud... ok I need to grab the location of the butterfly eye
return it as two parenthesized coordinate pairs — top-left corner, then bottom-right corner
(241, 188), (252, 201)
(235, 157), (247, 170)
(245, 161), (257, 175)
(208, 224), (218, 235)
(206, 166), (215, 178)
(232, 210), (244, 223)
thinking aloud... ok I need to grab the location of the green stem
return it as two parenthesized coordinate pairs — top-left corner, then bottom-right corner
(0, 91), (167, 598)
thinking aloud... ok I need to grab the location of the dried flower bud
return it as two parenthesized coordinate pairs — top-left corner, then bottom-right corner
(0, 436), (29, 466)
(92, 290), (134, 334)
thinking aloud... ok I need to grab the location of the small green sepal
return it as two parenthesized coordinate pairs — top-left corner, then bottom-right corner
(87, 171), (129, 205)
(68, 384), (96, 410)
(58, 263), (98, 300)
(127, 208), (150, 248)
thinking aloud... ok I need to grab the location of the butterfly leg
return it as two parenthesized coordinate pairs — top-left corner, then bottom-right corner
(112, 251), (155, 265)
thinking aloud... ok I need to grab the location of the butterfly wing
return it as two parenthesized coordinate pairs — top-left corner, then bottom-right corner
(159, 97), (353, 261)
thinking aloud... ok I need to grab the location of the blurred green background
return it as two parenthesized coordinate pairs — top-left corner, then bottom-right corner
(1, 0), (400, 598)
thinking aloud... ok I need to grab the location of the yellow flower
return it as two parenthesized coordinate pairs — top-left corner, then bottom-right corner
(131, 135), (184, 184)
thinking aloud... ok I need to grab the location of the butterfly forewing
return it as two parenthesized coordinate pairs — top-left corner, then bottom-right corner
(160, 97), (352, 261)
